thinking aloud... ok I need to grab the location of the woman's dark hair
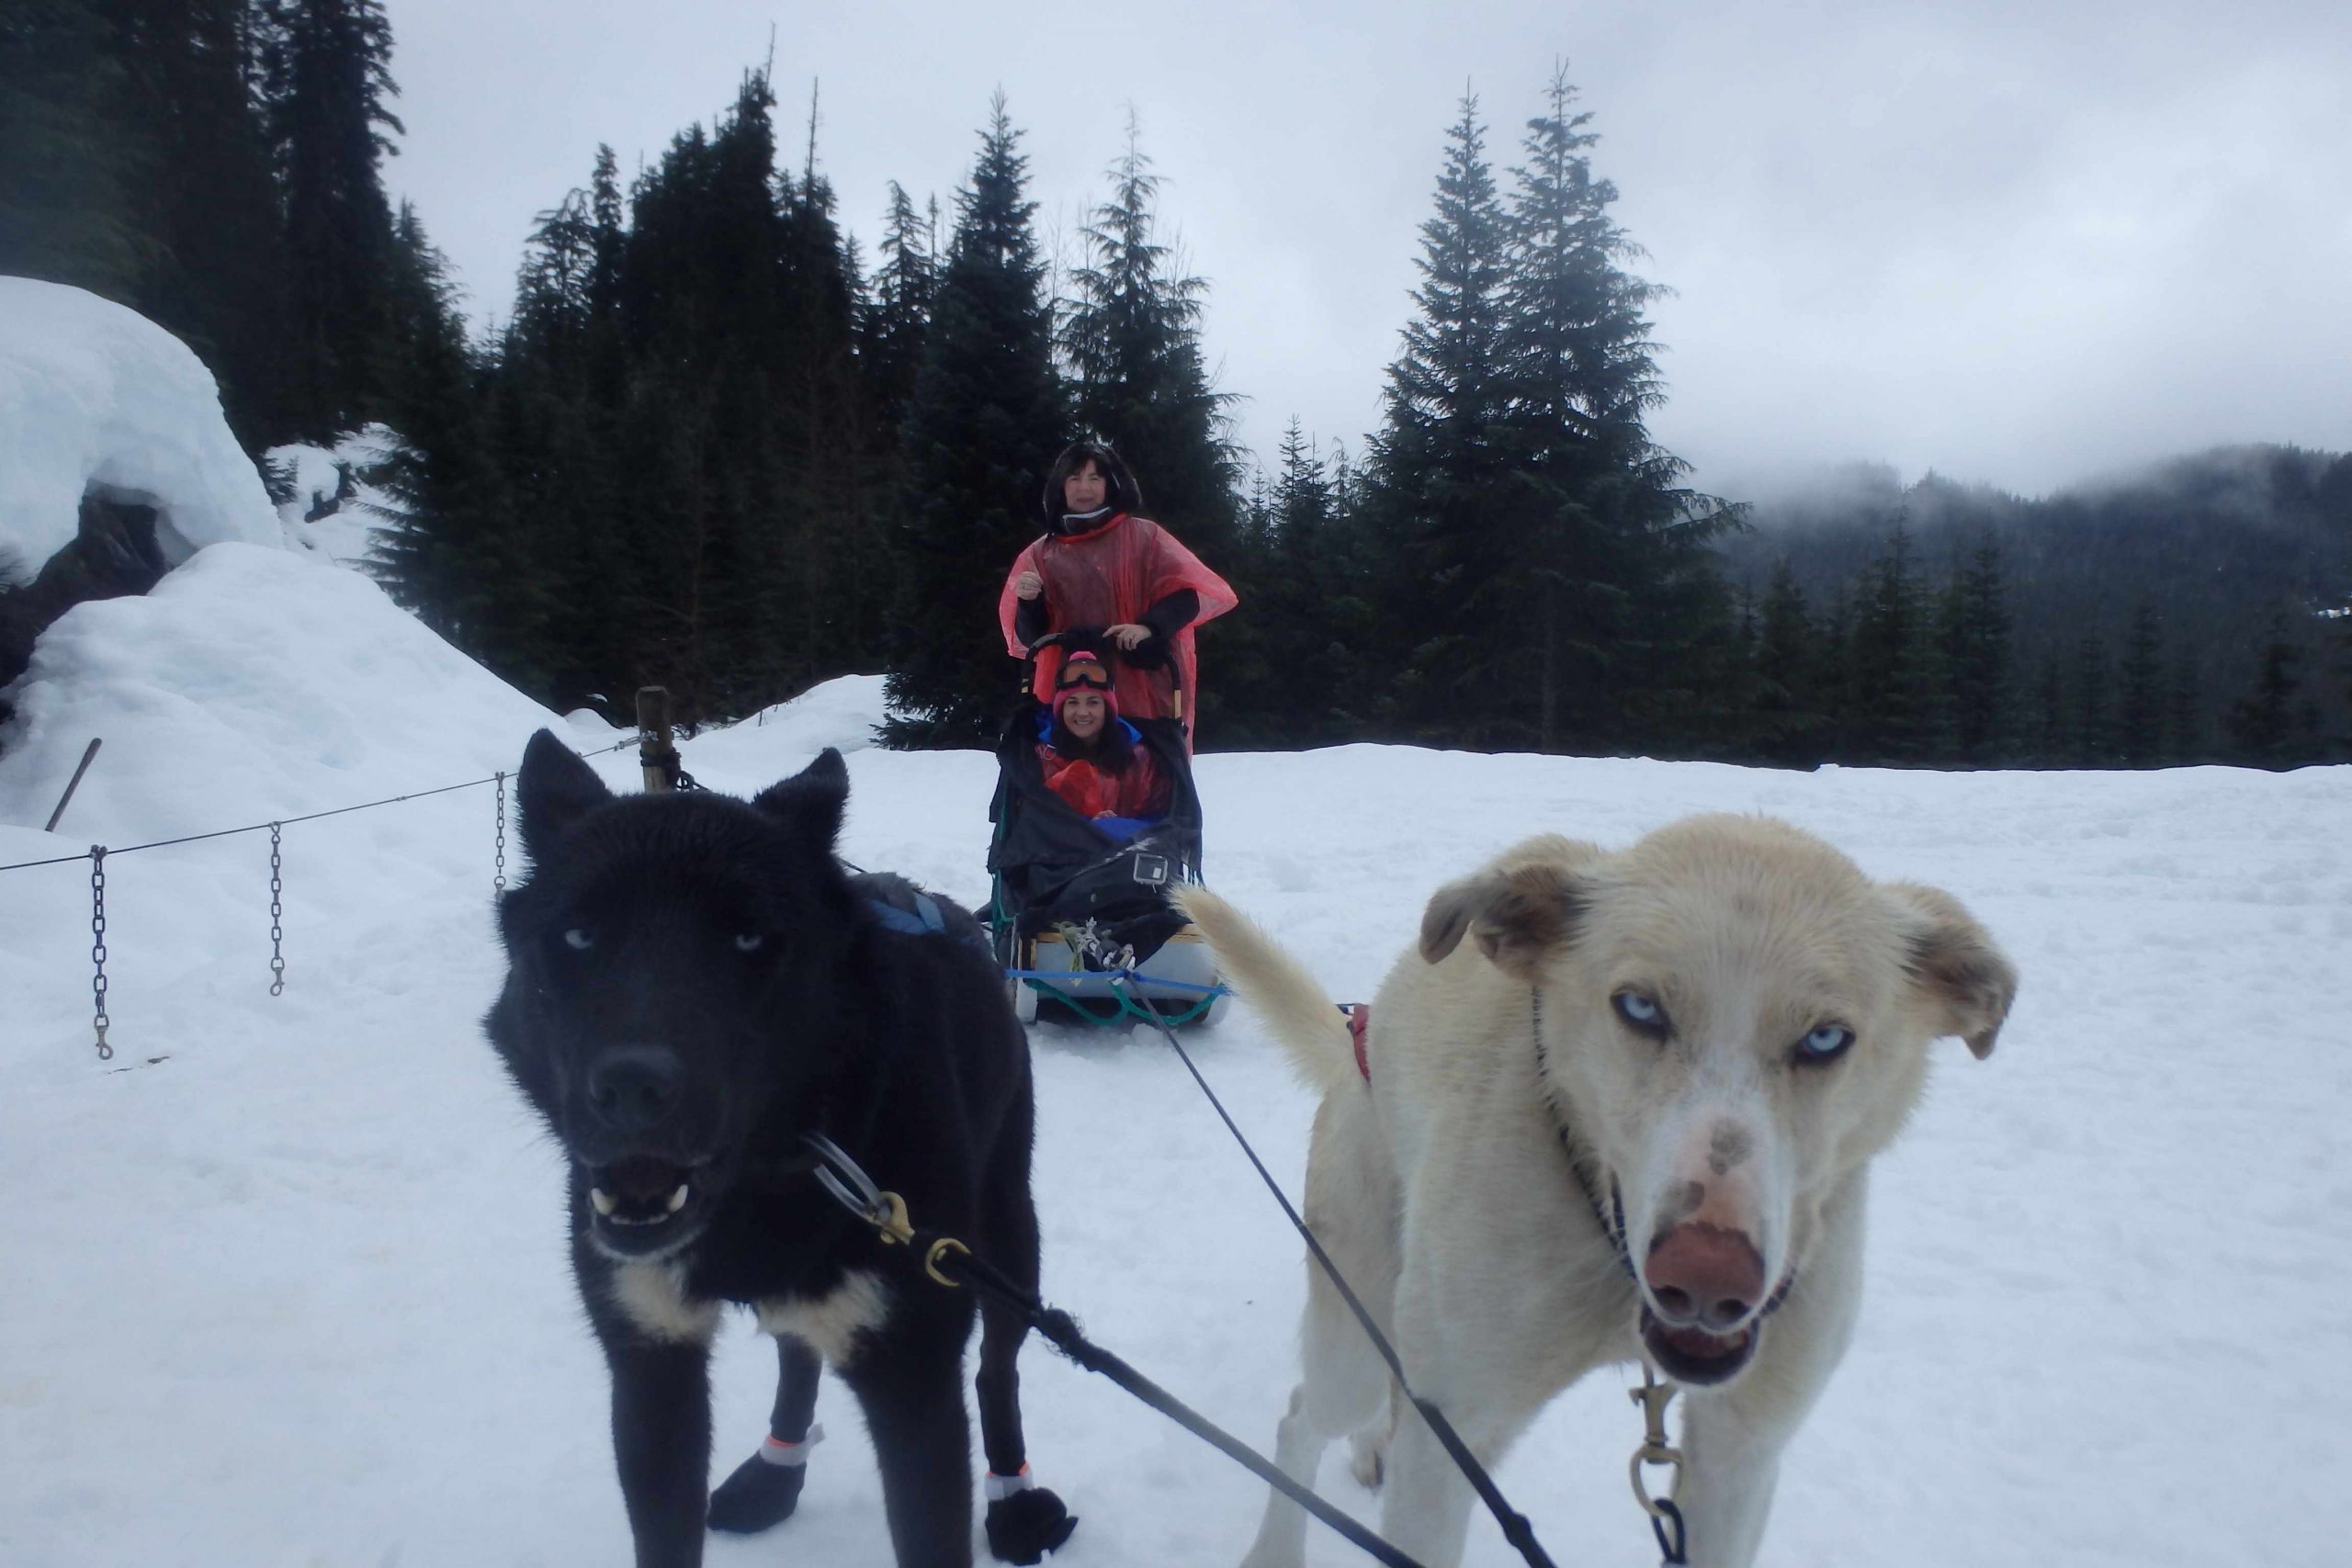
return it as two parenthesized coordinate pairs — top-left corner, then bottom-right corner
(1046, 705), (1136, 773)
(1042, 439), (1143, 521)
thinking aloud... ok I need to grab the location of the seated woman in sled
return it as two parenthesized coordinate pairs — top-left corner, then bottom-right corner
(1035, 648), (1169, 841)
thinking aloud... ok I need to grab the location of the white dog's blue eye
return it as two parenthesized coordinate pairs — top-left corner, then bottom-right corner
(562, 928), (594, 952)
(1798, 1023), (1854, 1062)
(1612, 990), (1668, 1034)
(734, 932), (765, 953)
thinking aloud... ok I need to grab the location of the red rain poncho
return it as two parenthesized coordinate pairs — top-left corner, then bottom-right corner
(1035, 743), (1170, 822)
(998, 513), (1238, 750)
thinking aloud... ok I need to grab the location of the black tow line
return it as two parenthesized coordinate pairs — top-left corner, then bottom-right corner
(1110, 976), (1562, 1568)
(803, 1132), (1430, 1568)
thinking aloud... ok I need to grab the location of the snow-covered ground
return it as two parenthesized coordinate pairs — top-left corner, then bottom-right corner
(3, 541), (2348, 1566)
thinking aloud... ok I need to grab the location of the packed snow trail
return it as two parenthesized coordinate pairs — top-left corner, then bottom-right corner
(2, 544), (2347, 1564)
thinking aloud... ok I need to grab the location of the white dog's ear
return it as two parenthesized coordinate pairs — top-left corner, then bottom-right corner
(1419, 845), (1595, 977)
(1886, 883), (2018, 1059)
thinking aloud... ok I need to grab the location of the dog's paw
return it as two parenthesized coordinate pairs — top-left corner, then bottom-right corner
(1347, 1431), (1385, 1491)
(985, 1486), (1078, 1563)
(707, 1450), (808, 1534)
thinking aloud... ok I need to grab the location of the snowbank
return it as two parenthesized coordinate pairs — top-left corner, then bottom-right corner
(1, 558), (2348, 1563)
(0, 276), (280, 586)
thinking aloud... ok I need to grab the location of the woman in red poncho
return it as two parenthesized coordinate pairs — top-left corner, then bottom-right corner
(1035, 649), (1169, 829)
(1000, 440), (1237, 751)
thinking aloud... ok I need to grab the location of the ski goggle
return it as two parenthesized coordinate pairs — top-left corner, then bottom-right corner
(1056, 656), (1114, 692)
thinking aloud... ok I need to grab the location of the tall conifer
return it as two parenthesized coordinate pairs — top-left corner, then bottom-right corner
(881, 95), (1068, 747)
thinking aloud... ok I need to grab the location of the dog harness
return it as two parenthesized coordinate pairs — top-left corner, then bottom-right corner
(863, 890), (993, 959)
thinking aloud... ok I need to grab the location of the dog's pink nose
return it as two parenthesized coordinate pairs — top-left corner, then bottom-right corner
(1644, 1223), (1766, 1331)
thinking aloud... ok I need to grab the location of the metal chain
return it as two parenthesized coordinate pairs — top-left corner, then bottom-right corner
(89, 845), (112, 1061)
(493, 771), (507, 893)
(267, 822), (286, 998)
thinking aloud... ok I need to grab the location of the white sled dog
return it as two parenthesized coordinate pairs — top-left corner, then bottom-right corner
(1176, 816), (2017, 1568)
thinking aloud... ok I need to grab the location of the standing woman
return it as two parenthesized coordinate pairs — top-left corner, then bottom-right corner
(998, 440), (1237, 750)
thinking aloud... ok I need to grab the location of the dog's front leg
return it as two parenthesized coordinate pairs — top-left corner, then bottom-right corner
(850, 1335), (978, 1568)
(605, 1337), (715, 1568)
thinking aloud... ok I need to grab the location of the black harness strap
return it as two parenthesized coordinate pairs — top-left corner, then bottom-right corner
(1123, 976), (1560, 1568)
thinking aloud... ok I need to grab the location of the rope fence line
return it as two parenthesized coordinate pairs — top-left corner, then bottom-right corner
(0, 735), (641, 876)
(2, 731), (662, 1064)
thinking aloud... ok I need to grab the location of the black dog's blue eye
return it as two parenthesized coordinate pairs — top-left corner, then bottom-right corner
(1612, 990), (1668, 1036)
(563, 928), (594, 952)
(1797, 1023), (1854, 1064)
(733, 932), (765, 953)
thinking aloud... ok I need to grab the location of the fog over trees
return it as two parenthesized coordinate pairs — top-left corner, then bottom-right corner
(6, 3), (2345, 765)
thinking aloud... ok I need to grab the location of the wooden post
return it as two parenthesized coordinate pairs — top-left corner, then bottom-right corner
(635, 687), (677, 793)
(45, 738), (103, 832)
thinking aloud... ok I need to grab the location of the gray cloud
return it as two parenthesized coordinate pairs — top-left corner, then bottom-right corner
(384, 0), (2352, 500)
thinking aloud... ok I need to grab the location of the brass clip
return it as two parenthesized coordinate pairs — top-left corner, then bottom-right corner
(1628, 1362), (1683, 1519)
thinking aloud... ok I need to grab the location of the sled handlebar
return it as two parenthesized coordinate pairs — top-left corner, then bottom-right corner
(1023, 628), (1183, 701)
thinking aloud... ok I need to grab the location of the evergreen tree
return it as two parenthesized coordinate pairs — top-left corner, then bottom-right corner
(0, 0), (147, 295)
(1752, 558), (1827, 761)
(2073, 633), (2114, 765)
(259, 0), (404, 436)
(1849, 523), (1937, 761)
(1362, 92), (1515, 742)
(2117, 600), (2166, 765)
(2225, 613), (2314, 764)
(1942, 538), (2013, 763)
(863, 180), (936, 436)
(881, 94), (1069, 747)
(1060, 118), (1241, 567)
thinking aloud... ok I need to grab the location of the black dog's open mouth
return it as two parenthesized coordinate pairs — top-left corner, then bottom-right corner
(1640, 1307), (1759, 1386)
(587, 1156), (707, 1251)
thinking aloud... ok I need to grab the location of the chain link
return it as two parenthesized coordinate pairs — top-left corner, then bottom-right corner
(89, 845), (112, 1061)
(493, 771), (507, 893)
(268, 821), (286, 998)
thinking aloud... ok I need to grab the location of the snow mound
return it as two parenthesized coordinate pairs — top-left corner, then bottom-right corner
(0, 276), (280, 586)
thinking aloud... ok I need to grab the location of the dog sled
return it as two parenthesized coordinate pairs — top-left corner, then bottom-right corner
(987, 634), (1228, 1027)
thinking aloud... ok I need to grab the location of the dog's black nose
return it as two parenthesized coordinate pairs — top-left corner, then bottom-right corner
(586, 1046), (685, 1133)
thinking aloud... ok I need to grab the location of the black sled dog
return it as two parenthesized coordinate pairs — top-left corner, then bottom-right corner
(487, 732), (1078, 1568)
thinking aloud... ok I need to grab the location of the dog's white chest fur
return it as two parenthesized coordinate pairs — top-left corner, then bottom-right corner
(757, 1269), (893, 1366)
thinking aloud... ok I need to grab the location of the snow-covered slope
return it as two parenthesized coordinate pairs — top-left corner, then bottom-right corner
(0, 541), (2346, 1565)
(0, 277), (280, 585)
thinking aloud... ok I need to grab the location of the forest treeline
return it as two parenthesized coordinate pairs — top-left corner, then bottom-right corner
(5, 1), (2347, 766)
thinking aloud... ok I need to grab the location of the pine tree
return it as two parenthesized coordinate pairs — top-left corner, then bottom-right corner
(881, 94), (1069, 747)
(259, 0), (405, 437)
(2117, 600), (2166, 765)
(1943, 538), (2013, 763)
(2225, 612), (2313, 764)
(1363, 92), (1515, 742)
(2073, 633), (2114, 765)
(0, 0), (147, 296)
(1754, 558), (1825, 761)
(1060, 117), (1240, 570)
(864, 180), (936, 436)
(1849, 523), (1937, 761)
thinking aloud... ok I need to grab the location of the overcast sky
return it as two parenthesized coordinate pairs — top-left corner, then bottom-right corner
(382, 0), (2351, 501)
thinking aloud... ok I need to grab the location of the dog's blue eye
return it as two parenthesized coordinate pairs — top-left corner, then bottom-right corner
(1612, 990), (1668, 1034)
(1798, 1023), (1854, 1063)
(734, 932), (764, 953)
(563, 928), (594, 952)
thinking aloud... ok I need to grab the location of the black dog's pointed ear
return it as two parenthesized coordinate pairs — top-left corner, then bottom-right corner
(515, 729), (611, 861)
(752, 748), (850, 847)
